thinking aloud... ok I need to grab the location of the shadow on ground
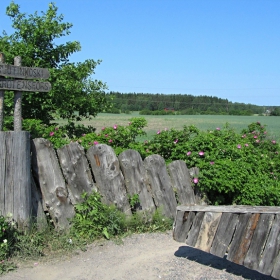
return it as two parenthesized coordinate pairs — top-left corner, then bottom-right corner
(174, 246), (277, 280)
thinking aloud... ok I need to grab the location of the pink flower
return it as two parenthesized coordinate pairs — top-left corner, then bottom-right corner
(198, 151), (204, 156)
(210, 161), (215, 165)
(193, 178), (199, 184)
(55, 127), (58, 131)
(157, 130), (161, 134)
(237, 144), (241, 149)
(174, 139), (178, 144)
(105, 134), (108, 137)
(254, 135), (258, 139)
(82, 134), (86, 136)
(94, 141), (99, 145)
(256, 140), (260, 143)
(245, 143), (249, 147)
(272, 140), (276, 144)
(187, 151), (191, 156)
(101, 127), (105, 130)
(216, 127), (220, 131)
(242, 134), (246, 138)
(252, 131), (256, 134)
(49, 132), (54, 136)
(113, 125), (117, 130)
(264, 131), (267, 134)
(108, 139), (113, 143)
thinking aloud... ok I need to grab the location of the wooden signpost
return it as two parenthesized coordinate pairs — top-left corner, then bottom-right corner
(0, 53), (51, 229)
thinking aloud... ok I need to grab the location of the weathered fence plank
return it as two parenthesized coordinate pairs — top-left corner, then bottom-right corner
(86, 144), (131, 215)
(31, 138), (75, 230)
(31, 175), (48, 229)
(0, 132), (31, 229)
(195, 211), (222, 252)
(57, 142), (96, 205)
(167, 160), (196, 205)
(118, 149), (156, 214)
(210, 212), (239, 258)
(143, 154), (177, 219)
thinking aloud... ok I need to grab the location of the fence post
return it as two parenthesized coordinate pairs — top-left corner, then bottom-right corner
(13, 56), (22, 131)
(0, 53), (4, 131)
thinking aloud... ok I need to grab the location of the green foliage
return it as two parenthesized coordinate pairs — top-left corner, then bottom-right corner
(70, 191), (172, 240)
(71, 191), (126, 240)
(128, 194), (140, 213)
(0, 214), (17, 274)
(1, 2), (111, 125)
(139, 121), (280, 206)
(77, 117), (147, 153)
(125, 208), (173, 234)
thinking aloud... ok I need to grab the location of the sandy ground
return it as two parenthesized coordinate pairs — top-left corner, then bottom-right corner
(0, 231), (277, 280)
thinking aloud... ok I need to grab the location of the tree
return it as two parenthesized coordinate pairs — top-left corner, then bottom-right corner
(0, 1), (111, 125)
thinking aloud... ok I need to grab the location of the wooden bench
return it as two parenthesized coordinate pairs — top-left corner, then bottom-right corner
(173, 204), (280, 279)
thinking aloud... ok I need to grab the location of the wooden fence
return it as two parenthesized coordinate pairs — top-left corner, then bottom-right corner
(1, 138), (201, 230)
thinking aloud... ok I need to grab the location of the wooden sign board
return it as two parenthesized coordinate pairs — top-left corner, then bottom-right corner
(0, 64), (50, 80)
(0, 79), (51, 92)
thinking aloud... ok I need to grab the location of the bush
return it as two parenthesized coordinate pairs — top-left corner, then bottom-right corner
(141, 121), (280, 206)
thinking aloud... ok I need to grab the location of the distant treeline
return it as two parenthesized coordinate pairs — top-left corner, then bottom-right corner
(106, 92), (278, 116)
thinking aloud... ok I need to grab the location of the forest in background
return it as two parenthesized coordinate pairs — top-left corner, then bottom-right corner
(106, 91), (279, 116)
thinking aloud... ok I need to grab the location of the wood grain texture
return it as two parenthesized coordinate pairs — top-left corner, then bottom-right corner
(143, 154), (177, 219)
(243, 213), (274, 271)
(210, 212), (239, 258)
(195, 211), (222, 252)
(227, 213), (260, 265)
(258, 214), (280, 276)
(186, 211), (205, 247)
(167, 160), (196, 205)
(173, 210), (195, 243)
(118, 149), (156, 214)
(31, 138), (75, 230)
(177, 205), (280, 214)
(0, 132), (31, 229)
(87, 144), (131, 215)
(57, 142), (96, 204)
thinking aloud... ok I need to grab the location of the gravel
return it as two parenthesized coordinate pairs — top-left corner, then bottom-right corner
(0, 231), (277, 280)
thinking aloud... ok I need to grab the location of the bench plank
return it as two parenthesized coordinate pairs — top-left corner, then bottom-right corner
(173, 210), (195, 242)
(186, 212), (205, 247)
(195, 212), (222, 252)
(177, 205), (280, 214)
(258, 214), (280, 276)
(227, 213), (260, 265)
(210, 212), (239, 258)
(243, 213), (274, 271)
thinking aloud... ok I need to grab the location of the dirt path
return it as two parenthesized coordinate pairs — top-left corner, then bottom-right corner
(0, 231), (276, 280)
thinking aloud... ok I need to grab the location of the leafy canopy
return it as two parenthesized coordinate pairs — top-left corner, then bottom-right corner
(0, 1), (111, 125)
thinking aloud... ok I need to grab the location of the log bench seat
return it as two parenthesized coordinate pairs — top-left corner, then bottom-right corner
(173, 205), (280, 279)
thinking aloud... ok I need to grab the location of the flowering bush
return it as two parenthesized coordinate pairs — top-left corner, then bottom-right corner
(0, 214), (17, 274)
(141, 121), (280, 206)
(77, 117), (147, 154)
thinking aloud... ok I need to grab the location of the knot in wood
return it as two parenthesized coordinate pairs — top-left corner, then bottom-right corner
(56, 187), (67, 203)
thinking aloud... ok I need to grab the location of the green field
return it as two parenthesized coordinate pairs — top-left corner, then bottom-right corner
(57, 112), (280, 141)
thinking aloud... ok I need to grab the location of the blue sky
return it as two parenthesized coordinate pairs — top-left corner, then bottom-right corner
(1, 0), (280, 106)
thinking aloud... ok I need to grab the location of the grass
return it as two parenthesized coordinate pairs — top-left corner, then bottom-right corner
(55, 112), (280, 142)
